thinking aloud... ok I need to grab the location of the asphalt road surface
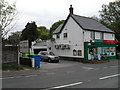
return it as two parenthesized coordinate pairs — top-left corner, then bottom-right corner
(2, 60), (119, 89)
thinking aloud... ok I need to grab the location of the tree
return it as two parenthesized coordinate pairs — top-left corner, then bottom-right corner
(49, 20), (65, 39)
(0, 0), (17, 39)
(37, 26), (49, 40)
(99, 0), (120, 41)
(20, 21), (39, 42)
(7, 31), (21, 46)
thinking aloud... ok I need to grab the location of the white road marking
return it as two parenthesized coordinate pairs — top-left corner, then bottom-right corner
(99, 74), (120, 80)
(1, 74), (39, 79)
(103, 67), (108, 69)
(24, 75), (38, 77)
(50, 82), (83, 89)
(66, 71), (75, 73)
(1, 76), (18, 79)
(82, 67), (94, 70)
(82, 67), (95, 71)
(47, 73), (56, 75)
(110, 66), (118, 68)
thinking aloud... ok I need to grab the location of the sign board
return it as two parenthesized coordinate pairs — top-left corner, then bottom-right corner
(20, 40), (29, 53)
(103, 40), (118, 43)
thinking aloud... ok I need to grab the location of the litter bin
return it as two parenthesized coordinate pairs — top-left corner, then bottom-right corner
(28, 55), (40, 68)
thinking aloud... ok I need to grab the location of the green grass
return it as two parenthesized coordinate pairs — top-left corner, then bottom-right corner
(2, 64), (32, 71)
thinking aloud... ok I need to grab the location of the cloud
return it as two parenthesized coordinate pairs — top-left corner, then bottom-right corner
(6, 0), (115, 33)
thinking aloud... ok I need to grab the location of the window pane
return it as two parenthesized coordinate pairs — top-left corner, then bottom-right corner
(64, 33), (67, 38)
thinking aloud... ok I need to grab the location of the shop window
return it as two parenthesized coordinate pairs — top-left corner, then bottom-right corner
(64, 33), (68, 38)
(91, 31), (95, 39)
(56, 34), (60, 38)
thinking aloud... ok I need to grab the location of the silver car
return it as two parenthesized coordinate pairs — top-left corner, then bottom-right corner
(38, 51), (59, 63)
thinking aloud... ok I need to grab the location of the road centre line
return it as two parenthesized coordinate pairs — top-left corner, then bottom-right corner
(49, 82), (83, 89)
(99, 74), (120, 80)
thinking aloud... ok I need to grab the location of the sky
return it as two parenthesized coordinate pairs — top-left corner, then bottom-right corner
(7, 0), (115, 33)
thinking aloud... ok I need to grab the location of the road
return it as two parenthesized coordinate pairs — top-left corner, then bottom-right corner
(2, 60), (119, 89)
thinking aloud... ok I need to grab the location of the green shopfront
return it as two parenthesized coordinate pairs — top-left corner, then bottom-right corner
(84, 40), (118, 60)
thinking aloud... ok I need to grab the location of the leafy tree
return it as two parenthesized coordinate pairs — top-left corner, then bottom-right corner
(20, 21), (39, 43)
(49, 20), (65, 39)
(38, 26), (48, 32)
(7, 31), (21, 46)
(0, 0), (17, 38)
(37, 26), (49, 40)
(99, 0), (120, 41)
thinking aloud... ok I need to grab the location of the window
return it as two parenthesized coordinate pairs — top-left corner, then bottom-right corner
(78, 50), (82, 56)
(73, 49), (77, 56)
(56, 34), (60, 38)
(91, 31), (95, 39)
(64, 33), (67, 38)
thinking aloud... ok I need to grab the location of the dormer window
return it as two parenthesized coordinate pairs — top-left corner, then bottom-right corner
(64, 33), (68, 38)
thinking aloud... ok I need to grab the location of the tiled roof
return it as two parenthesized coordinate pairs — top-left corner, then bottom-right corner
(53, 24), (64, 34)
(53, 14), (114, 34)
(71, 14), (114, 33)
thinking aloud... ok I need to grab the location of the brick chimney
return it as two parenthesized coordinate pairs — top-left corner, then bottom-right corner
(69, 5), (73, 14)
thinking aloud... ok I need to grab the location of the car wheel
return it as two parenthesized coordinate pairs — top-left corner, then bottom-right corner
(48, 58), (52, 63)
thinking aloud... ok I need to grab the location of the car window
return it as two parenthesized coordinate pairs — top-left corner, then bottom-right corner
(49, 52), (55, 56)
(41, 52), (49, 55)
(40, 52), (45, 55)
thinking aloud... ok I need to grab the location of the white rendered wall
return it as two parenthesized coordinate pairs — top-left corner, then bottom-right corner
(52, 16), (84, 58)
(84, 31), (91, 42)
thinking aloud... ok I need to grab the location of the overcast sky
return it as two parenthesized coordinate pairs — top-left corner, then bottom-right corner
(7, 0), (115, 33)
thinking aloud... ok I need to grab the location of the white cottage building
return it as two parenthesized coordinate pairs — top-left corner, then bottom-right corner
(48, 5), (118, 61)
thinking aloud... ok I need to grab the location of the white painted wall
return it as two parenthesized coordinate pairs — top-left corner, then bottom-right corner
(84, 30), (91, 42)
(52, 16), (84, 58)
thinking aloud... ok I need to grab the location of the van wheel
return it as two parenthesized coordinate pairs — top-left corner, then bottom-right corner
(48, 58), (52, 63)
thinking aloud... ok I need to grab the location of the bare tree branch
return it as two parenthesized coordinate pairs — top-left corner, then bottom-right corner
(0, 0), (17, 39)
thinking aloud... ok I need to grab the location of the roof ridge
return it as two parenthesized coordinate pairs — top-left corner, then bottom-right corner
(72, 14), (93, 20)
